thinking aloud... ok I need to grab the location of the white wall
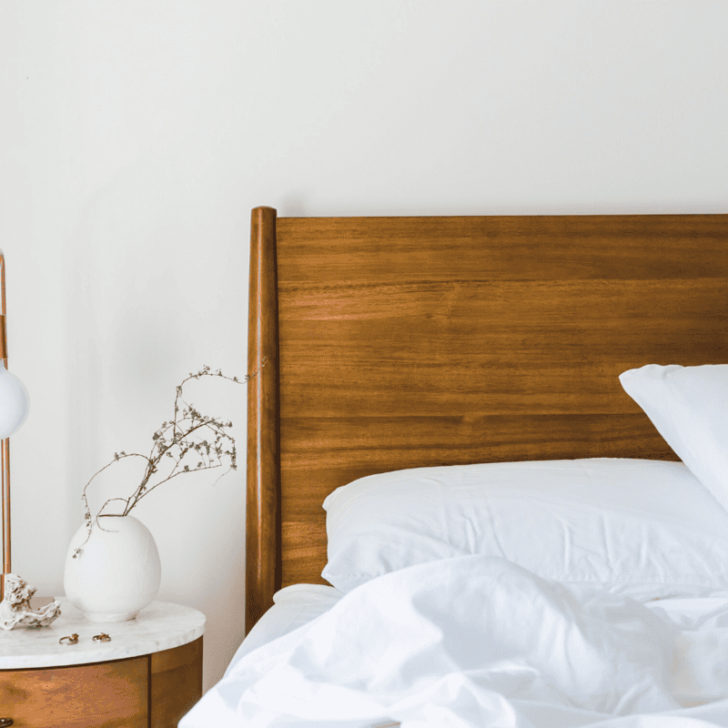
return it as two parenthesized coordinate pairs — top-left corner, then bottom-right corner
(1, 0), (726, 690)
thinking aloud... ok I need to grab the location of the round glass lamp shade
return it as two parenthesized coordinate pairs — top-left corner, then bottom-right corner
(0, 360), (29, 439)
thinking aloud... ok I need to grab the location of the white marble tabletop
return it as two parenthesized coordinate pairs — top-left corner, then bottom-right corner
(0, 599), (205, 669)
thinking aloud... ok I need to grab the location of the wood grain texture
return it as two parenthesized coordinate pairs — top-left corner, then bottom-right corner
(248, 212), (728, 602)
(150, 637), (203, 727)
(246, 206), (282, 633)
(0, 656), (148, 727)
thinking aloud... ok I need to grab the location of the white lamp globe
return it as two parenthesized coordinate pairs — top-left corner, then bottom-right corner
(0, 360), (29, 439)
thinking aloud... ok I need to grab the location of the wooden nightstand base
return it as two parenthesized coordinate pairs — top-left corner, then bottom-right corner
(0, 637), (202, 728)
(151, 637), (204, 726)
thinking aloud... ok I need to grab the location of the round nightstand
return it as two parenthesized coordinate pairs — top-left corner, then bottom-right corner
(0, 598), (205, 728)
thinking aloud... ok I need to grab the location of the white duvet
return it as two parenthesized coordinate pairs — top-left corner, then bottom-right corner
(182, 556), (728, 727)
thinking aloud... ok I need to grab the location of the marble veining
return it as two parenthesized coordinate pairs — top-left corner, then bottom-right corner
(0, 599), (205, 669)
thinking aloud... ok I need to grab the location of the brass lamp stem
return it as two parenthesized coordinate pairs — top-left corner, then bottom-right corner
(0, 250), (9, 602)
(1, 440), (8, 602)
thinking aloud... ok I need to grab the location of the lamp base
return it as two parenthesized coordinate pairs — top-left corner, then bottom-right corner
(0, 573), (62, 630)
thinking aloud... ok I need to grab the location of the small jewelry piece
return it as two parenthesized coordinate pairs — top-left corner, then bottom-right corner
(59, 633), (79, 645)
(93, 632), (111, 642)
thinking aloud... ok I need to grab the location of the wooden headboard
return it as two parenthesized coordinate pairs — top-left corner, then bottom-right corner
(246, 208), (728, 632)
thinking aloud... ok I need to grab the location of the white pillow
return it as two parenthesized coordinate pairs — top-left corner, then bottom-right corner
(620, 364), (728, 514)
(322, 458), (728, 601)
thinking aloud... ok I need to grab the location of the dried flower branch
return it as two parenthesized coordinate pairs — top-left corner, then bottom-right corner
(73, 361), (266, 558)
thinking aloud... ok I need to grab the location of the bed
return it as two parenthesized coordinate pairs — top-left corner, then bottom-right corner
(182, 209), (728, 728)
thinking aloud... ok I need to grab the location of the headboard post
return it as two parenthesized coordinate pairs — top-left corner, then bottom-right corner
(246, 206), (281, 633)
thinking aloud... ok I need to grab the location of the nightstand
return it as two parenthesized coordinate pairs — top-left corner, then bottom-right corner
(0, 599), (205, 728)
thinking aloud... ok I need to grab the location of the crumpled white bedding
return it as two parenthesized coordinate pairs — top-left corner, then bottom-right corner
(182, 556), (728, 727)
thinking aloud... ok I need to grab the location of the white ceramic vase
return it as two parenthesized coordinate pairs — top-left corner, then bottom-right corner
(63, 514), (161, 622)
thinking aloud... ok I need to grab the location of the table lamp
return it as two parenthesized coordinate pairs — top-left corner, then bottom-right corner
(0, 251), (60, 630)
(0, 250), (61, 629)
(0, 249), (30, 604)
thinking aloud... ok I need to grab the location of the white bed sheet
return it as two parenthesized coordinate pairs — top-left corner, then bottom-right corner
(229, 583), (344, 669)
(182, 560), (728, 728)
